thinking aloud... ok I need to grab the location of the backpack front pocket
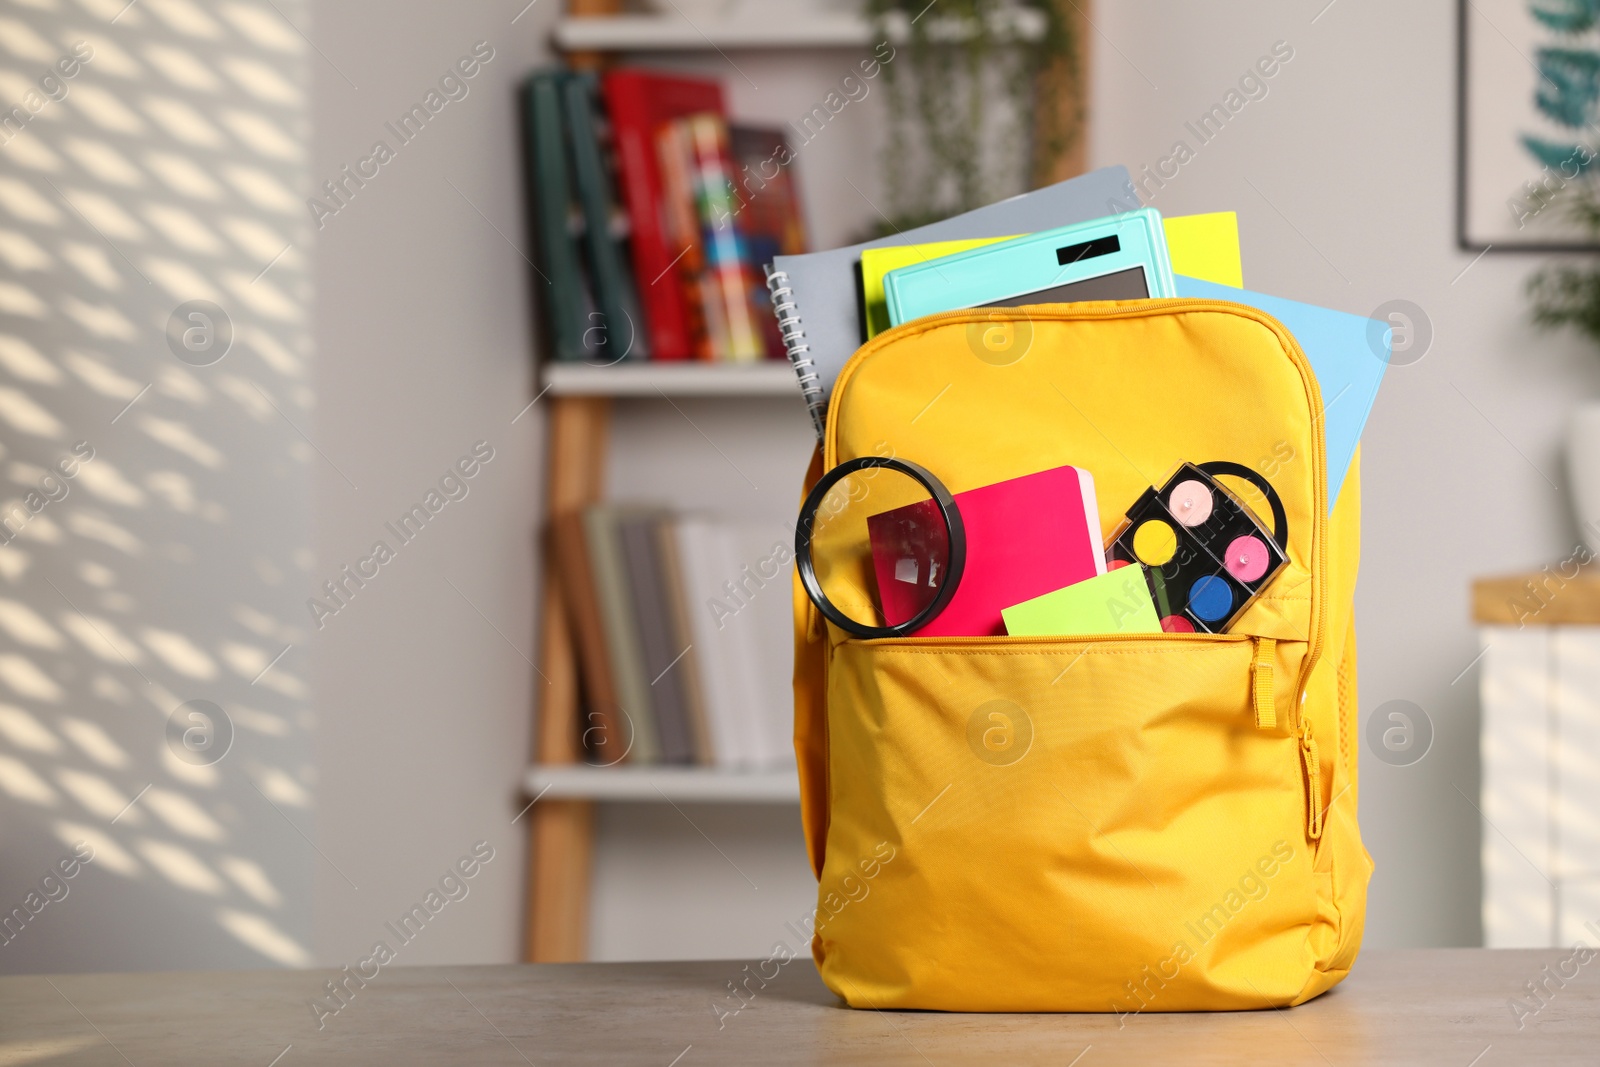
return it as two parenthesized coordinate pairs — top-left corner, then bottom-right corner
(815, 634), (1319, 1013)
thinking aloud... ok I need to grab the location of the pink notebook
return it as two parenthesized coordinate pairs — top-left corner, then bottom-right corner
(867, 465), (1105, 637)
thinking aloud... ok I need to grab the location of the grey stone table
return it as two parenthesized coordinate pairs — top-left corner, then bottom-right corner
(0, 949), (1592, 1065)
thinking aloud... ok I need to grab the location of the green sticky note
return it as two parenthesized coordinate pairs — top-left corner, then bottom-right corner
(1002, 567), (1163, 638)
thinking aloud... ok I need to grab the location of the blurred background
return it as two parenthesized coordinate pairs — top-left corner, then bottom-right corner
(0, 0), (1593, 973)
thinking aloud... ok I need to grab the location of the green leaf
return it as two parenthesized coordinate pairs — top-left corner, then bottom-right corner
(1522, 134), (1600, 173)
(1534, 47), (1600, 128)
(1531, 0), (1600, 34)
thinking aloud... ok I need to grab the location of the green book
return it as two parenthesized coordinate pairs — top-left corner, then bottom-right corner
(525, 72), (593, 363)
(1002, 567), (1163, 638)
(562, 73), (647, 362)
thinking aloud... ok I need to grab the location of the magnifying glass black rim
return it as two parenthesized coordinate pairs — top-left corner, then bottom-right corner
(795, 455), (966, 640)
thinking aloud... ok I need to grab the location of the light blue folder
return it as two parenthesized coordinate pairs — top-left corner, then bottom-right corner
(1174, 276), (1387, 512)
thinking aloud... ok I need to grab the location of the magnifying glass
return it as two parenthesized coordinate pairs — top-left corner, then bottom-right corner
(795, 456), (966, 639)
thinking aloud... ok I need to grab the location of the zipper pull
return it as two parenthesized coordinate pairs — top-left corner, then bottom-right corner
(1252, 637), (1276, 730)
(1300, 719), (1323, 840)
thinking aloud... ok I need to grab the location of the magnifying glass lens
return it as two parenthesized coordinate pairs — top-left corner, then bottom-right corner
(805, 464), (949, 633)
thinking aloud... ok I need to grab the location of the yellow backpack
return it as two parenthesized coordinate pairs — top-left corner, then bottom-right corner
(791, 299), (1371, 1013)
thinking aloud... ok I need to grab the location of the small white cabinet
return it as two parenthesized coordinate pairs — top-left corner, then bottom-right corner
(1480, 626), (1600, 946)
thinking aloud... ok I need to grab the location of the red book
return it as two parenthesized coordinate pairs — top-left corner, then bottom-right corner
(867, 466), (1106, 638)
(601, 70), (726, 362)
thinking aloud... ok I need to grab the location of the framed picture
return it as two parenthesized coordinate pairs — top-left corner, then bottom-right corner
(1459, 0), (1600, 250)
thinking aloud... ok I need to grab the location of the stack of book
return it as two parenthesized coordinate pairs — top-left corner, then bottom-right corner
(525, 68), (806, 365)
(555, 506), (795, 768)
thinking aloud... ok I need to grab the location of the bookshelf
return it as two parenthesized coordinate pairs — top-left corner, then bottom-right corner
(522, 0), (830, 968)
(524, 0), (1087, 965)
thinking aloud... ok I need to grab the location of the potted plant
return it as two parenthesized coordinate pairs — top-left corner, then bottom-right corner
(863, 0), (1082, 235)
(1529, 182), (1600, 550)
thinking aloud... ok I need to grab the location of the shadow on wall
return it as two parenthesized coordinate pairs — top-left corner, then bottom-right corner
(0, 0), (316, 971)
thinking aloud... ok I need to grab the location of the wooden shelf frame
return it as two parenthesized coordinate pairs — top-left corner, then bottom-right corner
(524, 395), (610, 963)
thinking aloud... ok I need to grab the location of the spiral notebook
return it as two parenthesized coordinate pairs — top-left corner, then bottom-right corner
(764, 166), (1138, 439)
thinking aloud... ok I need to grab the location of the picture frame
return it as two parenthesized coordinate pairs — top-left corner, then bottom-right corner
(1459, 0), (1600, 251)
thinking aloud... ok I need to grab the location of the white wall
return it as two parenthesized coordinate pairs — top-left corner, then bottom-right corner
(1091, 0), (1596, 947)
(0, 0), (314, 971)
(307, 4), (553, 964)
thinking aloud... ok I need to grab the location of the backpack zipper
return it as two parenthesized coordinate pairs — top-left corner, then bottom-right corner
(1301, 718), (1324, 840)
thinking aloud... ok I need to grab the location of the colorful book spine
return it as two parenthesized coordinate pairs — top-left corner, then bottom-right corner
(684, 114), (766, 362)
(728, 125), (808, 359)
(562, 507), (797, 769)
(656, 120), (716, 361)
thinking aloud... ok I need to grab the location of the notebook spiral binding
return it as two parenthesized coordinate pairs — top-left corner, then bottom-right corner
(765, 265), (826, 441)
